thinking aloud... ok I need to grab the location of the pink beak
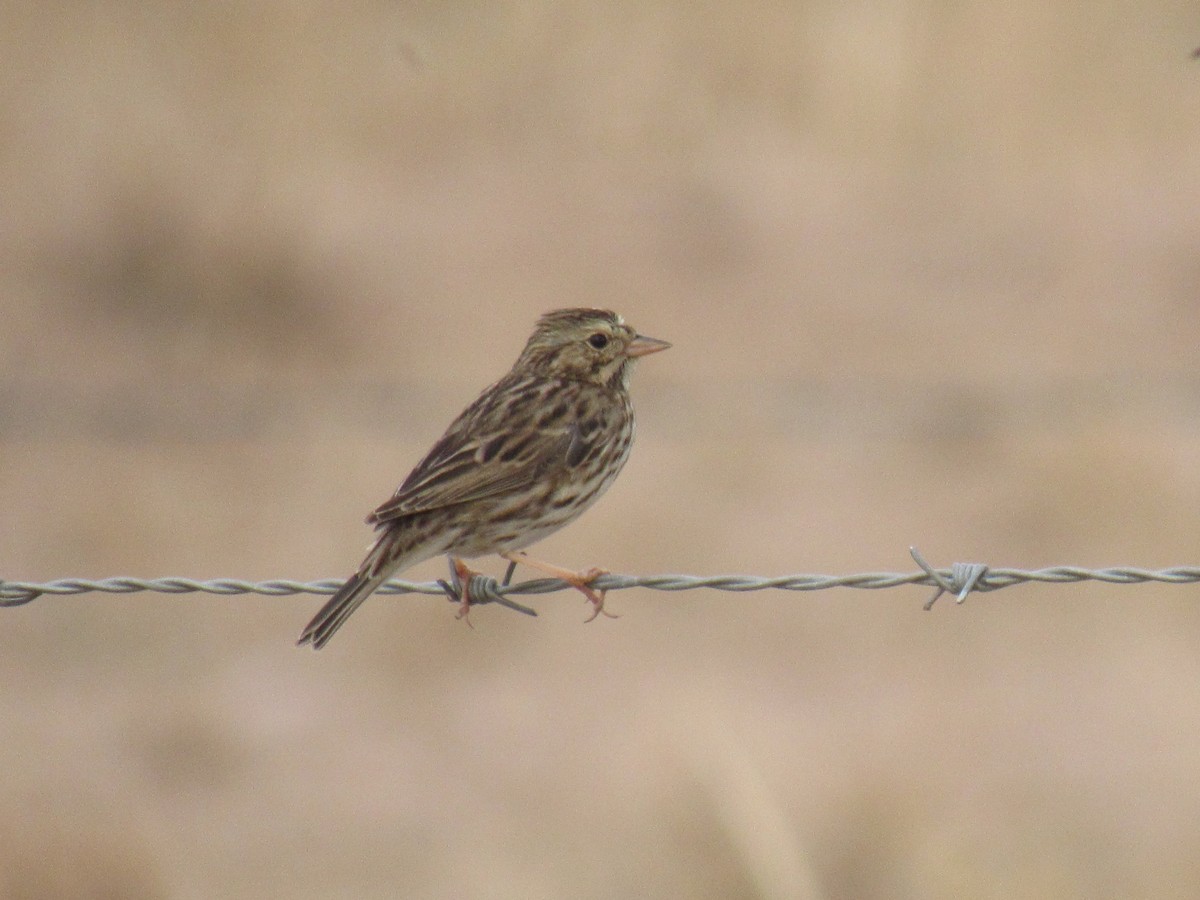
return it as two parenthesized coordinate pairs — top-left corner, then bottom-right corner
(626, 334), (671, 358)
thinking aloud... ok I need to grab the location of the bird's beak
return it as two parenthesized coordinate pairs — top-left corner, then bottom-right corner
(625, 334), (671, 358)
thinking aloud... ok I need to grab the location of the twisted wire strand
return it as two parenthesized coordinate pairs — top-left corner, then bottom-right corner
(5, 549), (1200, 609)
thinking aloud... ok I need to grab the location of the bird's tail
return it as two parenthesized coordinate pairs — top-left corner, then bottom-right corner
(296, 571), (390, 650)
(298, 537), (424, 649)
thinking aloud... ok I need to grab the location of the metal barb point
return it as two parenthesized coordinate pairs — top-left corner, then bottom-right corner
(949, 561), (989, 604)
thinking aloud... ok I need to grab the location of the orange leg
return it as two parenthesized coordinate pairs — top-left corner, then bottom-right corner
(451, 557), (476, 628)
(501, 551), (615, 622)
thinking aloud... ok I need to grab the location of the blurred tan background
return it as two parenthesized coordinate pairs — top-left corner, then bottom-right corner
(4, 1), (1200, 897)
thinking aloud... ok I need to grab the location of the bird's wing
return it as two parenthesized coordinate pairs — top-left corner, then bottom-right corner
(366, 378), (588, 526)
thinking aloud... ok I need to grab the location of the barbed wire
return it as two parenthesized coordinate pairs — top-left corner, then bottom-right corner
(4, 549), (1200, 612)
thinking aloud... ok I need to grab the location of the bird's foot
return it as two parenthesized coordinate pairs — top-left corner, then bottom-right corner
(451, 557), (476, 629)
(574, 567), (616, 623)
(501, 552), (616, 622)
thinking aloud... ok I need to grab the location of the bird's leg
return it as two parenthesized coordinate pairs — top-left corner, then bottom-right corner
(451, 556), (477, 628)
(501, 559), (518, 587)
(500, 551), (615, 622)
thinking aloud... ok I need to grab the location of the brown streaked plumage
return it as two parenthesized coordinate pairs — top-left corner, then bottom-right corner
(298, 308), (670, 649)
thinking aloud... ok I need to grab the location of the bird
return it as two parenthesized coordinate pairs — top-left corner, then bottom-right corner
(298, 308), (670, 649)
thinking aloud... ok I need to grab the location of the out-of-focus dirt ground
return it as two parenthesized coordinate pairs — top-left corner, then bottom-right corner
(5, 3), (1200, 897)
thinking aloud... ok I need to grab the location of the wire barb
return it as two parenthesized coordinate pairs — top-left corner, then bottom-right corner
(437, 558), (538, 617)
(910, 547), (990, 609)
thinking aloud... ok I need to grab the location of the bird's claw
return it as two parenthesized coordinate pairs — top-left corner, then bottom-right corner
(576, 567), (617, 623)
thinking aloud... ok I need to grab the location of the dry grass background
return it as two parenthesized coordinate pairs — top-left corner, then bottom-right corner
(4, 1), (1200, 897)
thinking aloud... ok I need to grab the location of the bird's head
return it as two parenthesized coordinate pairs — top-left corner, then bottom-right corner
(516, 308), (670, 389)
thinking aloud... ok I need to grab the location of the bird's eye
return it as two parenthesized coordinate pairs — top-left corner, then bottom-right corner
(587, 333), (609, 350)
